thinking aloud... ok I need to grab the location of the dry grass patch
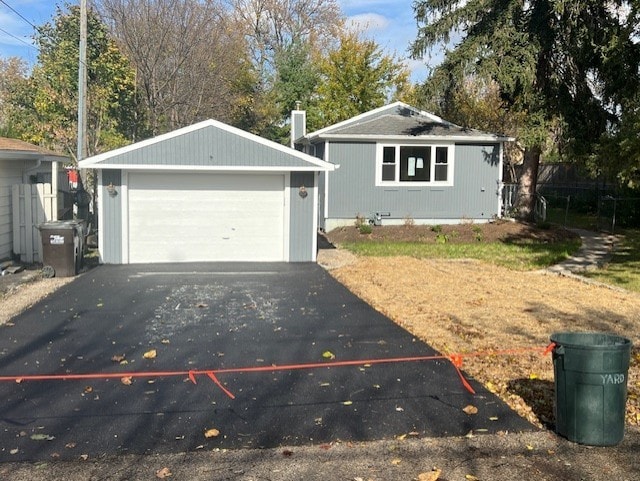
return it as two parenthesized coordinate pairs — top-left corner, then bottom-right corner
(330, 256), (640, 428)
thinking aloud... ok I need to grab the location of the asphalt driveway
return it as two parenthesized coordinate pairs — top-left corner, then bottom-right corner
(0, 263), (533, 461)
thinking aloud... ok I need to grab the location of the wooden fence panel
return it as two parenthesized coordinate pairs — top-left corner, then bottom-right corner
(11, 183), (54, 263)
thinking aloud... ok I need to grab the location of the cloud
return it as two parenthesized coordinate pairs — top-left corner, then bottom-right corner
(340, 0), (394, 8)
(347, 13), (389, 33)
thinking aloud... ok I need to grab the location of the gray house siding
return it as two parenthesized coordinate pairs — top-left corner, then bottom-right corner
(100, 169), (122, 263)
(99, 169), (320, 263)
(101, 125), (313, 168)
(324, 141), (501, 223)
(289, 172), (315, 261)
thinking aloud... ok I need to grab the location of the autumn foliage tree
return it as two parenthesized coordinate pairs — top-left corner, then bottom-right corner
(8, 5), (139, 159)
(314, 31), (411, 127)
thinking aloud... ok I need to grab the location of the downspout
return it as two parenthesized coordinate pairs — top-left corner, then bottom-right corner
(22, 157), (59, 221)
(22, 158), (42, 183)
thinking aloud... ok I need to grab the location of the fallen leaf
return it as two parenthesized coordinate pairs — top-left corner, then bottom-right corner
(418, 469), (442, 481)
(322, 350), (335, 360)
(391, 458), (401, 465)
(83, 386), (93, 394)
(143, 349), (157, 359)
(489, 416), (499, 421)
(96, 303), (103, 308)
(50, 452), (60, 459)
(204, 428), (220, 438)
(9, 449), (18, 455)
(65, 442), (76, 449)
(111, 355), (126, 363)
(465, 475), (479, 481)
(526, 445), (534, 451)
(396, 434), (407, 440)
(156, 467), (172, 478)
(15, 378), (22, 384)
(319, 382), (331, 387)
(282, 449), (294, 457)
(196, 303), (208, 308)
(121, 376), (133, 386)
(395, 406), (404, 412)
(30, 434), (55, 441)
(342, 400), (353, 406)
(80, 454), (89, 460)
(161, 339), (170, 344)
(529, 373), (539, 380)
(463, 405), (479, 415)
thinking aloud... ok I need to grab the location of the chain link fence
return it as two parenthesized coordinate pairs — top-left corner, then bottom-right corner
(536, 186), (640, 233)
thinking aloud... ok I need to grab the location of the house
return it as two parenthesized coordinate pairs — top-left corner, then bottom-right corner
(0, 137), (67, 261)
(78, 119), (336, 264)
(292, 102), (512, 231)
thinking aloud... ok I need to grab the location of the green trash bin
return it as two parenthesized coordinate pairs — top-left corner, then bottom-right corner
(551, 332), (632, 446)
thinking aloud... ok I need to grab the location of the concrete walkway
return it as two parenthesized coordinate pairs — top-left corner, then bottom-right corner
(547, 228), (618, 275)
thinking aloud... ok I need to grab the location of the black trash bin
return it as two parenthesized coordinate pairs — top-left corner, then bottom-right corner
(38, 220), (85, 277)
(551, 332), (632, 446)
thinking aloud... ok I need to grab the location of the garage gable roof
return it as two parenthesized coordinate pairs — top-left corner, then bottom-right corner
(79, 119), (335, 171)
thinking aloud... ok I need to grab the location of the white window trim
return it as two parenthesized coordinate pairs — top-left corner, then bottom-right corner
(375, 142), (455, 187)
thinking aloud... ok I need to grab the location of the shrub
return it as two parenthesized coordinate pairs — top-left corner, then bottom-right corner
(358, 223), (373, 235)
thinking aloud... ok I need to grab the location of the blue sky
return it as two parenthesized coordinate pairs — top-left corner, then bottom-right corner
(341, 0), (432, 82)
(0, 0), (432, 82)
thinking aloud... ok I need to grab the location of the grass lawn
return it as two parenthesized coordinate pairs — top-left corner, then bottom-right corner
(583, 229), (640, 293)
(341, 238), (581, 271)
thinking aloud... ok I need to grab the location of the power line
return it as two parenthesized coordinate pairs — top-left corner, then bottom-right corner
(0, 25), (36, 49)
(0, 0), (37, 29)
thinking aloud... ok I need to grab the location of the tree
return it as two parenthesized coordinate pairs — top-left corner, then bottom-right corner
(99, 0), (252, 135)
(223, 0), (343, 136)
(224, 0), (342, 80)
(0, 57), (29, 137)
(314, 31), (411, 127)
(8, 5), (139, 159)
(411, 0), (640, 220)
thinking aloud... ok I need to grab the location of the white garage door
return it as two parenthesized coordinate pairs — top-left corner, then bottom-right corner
(128, 173), (286, 263)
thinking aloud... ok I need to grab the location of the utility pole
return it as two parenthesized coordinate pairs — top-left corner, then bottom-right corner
(76, 0), (89, 222)
(77, 0), (87, 163)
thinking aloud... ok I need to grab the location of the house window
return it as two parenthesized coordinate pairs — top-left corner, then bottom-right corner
(400, 146), (430, 182)
(435, 146), (448, 181)
(382, 146), (396, 181)
(377, 144), (453, 186)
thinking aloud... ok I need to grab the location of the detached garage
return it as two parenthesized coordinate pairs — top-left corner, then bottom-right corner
(79, 120), (336, 264)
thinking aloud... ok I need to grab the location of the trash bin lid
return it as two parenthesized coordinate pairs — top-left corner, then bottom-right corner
(38, 220), (84, 230)
(550, 332), (631, 350)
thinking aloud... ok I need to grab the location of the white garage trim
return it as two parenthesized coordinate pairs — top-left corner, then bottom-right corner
(125, 172), (288, 263)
